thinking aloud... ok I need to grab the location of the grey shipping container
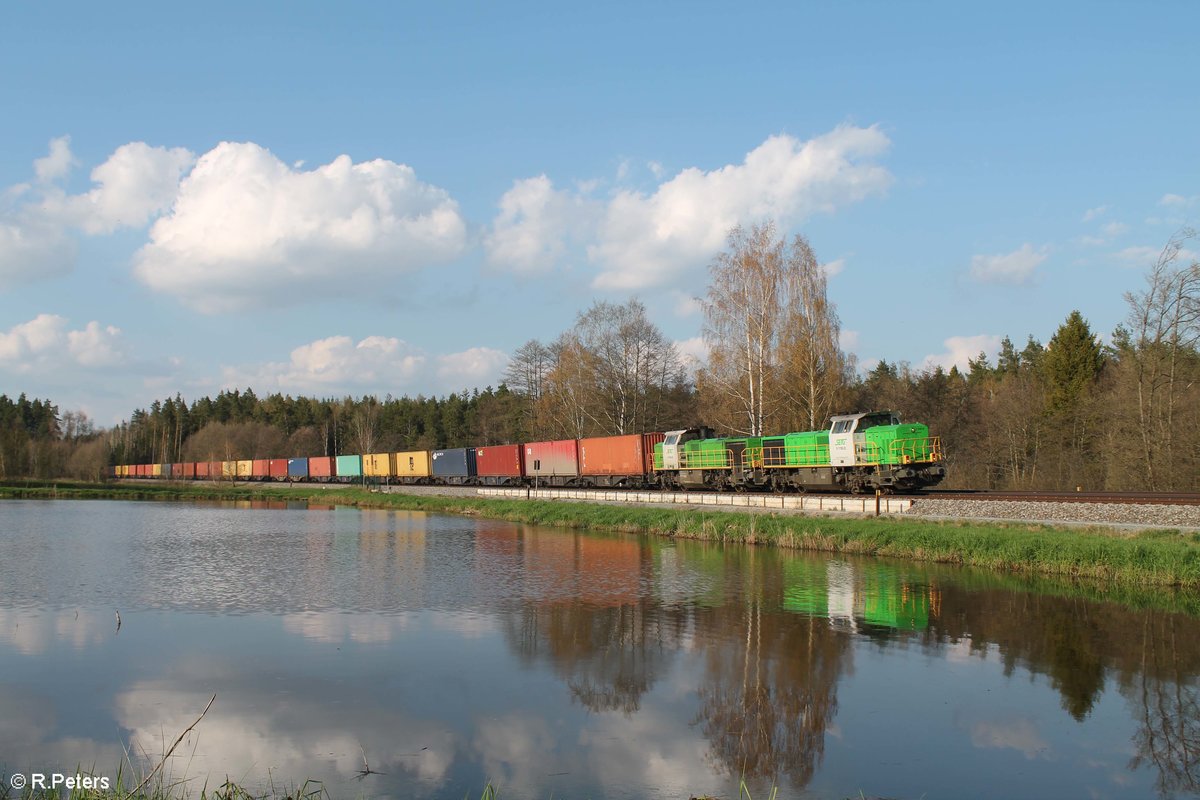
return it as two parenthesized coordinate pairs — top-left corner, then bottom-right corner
(432, 447), (477, 478)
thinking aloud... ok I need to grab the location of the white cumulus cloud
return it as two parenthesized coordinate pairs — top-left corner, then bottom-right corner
(923, 334), (1002, 372)
(47, 141), (196, 234)
(484, 174), (595, 274)
(590, 126), (892, 290)
(485, 126), (891, 291)
(222, 335), (507, 396)
(2, 137), (192, 286)
(134, 142), (468, 312)
(436, 347), (510, 386)
(0, 314), (125, 372)
(0, 216), (77, 286)
(968, 244), (1047, 285)
(33, 135), (76, 182)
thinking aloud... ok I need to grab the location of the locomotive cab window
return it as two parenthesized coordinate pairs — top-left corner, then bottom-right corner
(832, 420), (853, 434)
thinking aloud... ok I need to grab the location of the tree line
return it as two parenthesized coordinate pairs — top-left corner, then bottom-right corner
(2, 224), (1196, 491)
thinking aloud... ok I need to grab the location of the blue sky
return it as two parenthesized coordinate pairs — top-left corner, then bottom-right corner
(1, 1), (1197, 424)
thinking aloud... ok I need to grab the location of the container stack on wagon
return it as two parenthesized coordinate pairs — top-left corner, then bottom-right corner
(432, 448), (477, 484)
(395, 450), (432, 481)
(475, 444), (524, 485)
(524, 439), (579, 485)
(578, 433), (664, 487)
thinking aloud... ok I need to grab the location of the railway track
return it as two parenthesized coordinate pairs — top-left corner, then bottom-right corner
(916, 490), (1200, 506)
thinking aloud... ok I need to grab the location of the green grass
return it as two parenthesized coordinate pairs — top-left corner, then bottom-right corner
(5, 479), (1200, 590)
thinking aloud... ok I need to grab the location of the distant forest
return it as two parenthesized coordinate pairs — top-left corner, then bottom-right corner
(3, 224), (1196, 492)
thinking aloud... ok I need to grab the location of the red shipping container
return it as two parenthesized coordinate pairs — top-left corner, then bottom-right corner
(172, 462), (184, 477)
(252, 459), (270, 478)
(476, 444), (524, 477)
(308, 457), (335, 478)
(208, 461), (223, 478)
(579, 434), (654, 477)
(178, 462), (196, 479)
(268, 459), (288, 478)
(523, 439), (579, 477)
(195, 461), (211, 478)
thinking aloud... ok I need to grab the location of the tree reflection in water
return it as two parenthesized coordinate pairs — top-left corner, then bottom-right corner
(503, 600), (684, 714)
(485, 522), (1200, 796)
(694, 604), (847, 786)
(1125, 612), (1200, 796)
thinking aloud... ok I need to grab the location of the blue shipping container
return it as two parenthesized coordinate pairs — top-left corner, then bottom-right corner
(287, 458), (309, 479)
(431, 448), (477, 478)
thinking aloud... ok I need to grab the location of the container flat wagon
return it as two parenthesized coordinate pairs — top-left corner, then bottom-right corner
(578, 433), (664, 487)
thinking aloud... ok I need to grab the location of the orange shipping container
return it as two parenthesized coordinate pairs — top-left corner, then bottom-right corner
(579, 434), (655, 477)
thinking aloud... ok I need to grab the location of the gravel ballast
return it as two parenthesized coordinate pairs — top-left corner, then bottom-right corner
(909, 498), (1200, 530)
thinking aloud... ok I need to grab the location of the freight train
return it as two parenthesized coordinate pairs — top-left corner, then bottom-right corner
(113, 410), (946, 494)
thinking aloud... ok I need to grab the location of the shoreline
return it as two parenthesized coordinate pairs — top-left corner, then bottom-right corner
(4, 479), (1200, 590)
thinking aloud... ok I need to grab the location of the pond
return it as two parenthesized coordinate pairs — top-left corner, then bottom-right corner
(1, 499), (1197, 799)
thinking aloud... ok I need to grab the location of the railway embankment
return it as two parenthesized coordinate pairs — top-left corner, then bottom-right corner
(909, 497), (1200, 531)
(5, 480), (1200, 589)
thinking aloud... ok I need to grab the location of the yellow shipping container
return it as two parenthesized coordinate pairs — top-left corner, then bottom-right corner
(395, 450), (432, 479)
(237, 460), (253, 478)
(363, 453), (395, 477)
(151, 463), (162, 477)
(222, 460), (237, 478)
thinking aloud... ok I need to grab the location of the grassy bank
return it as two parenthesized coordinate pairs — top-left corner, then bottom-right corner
(4, 480), (1200, 589)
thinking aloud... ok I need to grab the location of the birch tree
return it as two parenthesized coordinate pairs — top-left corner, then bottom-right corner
(1118, 228), (1200, 489)
(778, 234), (846, 431)
(699, 221), (846, 435)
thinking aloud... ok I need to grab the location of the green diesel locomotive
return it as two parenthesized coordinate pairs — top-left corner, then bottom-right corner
(654, 411), (945, 494)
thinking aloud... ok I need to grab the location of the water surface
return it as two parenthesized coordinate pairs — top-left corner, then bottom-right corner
(1, 499), (1198, 799)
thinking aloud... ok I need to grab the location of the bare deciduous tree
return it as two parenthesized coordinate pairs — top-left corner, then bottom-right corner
(1121, 228), (1200, 489)
(504, 339), (553, 438)
(699, 221), (846, 435)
